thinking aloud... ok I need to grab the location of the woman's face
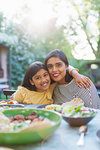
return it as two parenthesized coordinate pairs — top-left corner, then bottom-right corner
(30, 69), (51, 92)
(47, 57), (68, 84)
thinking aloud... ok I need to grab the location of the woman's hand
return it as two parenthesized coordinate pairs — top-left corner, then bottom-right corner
(74, 74), (91, 89)
(71, 70), (91, 89)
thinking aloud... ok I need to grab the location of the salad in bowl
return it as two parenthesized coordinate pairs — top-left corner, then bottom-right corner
(44, 101), (97, 127)
(62, 105), (96, 118)
(62, 105), (97, 126)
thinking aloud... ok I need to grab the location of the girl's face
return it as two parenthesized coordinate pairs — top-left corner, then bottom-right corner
(30, 69), (51, 92)
(47, 57), (68, 84)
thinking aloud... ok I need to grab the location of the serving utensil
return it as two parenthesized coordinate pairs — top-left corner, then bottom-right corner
(77, 125), (88, 146)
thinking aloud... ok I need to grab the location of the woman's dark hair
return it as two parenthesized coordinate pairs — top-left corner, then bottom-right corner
(44, 49), (72, 82)
(44, 49), (69, 68)
(21, 61), (47, 91)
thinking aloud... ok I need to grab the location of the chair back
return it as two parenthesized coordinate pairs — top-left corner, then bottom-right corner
(3, 90), (16, 99)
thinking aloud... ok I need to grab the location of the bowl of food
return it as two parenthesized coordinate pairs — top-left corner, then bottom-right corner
(62, 105), (96, 127)
(0, 108), (61, 145)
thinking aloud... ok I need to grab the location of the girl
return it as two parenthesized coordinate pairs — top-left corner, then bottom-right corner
(13, 61), (55, 104)
(44, 49), (99, 109)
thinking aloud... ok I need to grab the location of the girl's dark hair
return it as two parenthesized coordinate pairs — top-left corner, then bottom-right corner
(21, 61), (47, 91)
(44, 49), (72, 82)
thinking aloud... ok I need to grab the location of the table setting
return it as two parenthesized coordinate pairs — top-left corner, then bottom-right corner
(0, 100), (24, 110)
(0, 99), (100, 150)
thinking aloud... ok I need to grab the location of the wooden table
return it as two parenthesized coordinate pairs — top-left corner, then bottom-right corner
(5, 105), (100, 150)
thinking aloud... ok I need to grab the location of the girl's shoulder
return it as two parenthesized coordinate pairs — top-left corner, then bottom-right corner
(49, 83), (57, 90)
(50, 83), (57, 87)
(17, 86), (29, 93)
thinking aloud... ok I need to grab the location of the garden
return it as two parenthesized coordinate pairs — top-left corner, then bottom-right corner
(0, 0), (100, 90)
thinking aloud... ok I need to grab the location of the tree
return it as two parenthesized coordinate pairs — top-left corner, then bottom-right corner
(72, 0), (100, 59)
(3, 15), (72, 88)
(51, 0), (100, 59)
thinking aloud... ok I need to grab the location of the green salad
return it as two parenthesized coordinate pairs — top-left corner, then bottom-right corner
(62, 105), (96, 117)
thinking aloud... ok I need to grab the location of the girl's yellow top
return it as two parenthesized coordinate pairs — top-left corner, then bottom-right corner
(13, 83), (56, 105)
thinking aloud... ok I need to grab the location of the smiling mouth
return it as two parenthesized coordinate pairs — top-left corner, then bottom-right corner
(52, 73), (60, 78)
(41, 82), (49, 87)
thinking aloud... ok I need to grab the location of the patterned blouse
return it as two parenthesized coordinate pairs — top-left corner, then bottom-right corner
(53, 79), (99, 109)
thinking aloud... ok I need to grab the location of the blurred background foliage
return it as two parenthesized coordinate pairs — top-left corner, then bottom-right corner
(0, 0), (100, 89)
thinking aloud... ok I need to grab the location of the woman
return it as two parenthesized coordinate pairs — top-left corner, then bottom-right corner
(45, 49), (99, 109)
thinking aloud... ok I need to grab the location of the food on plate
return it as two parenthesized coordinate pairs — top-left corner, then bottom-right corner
(0, 111), (55, 133)
(0, 105), (24, 110)
(0, 112), (13, 132)
(0, 100), (15, 105)
(7, 101), (14, 104)
(45, 104), (62, 111)
(62, 105), (96, 117)
(44, 98), (84, 113)
(0, 106), (10, 110)
(62, 98), (84, 107)
(17, 118), (54, 132)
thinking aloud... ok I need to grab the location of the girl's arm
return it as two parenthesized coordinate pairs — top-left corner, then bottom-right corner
(12, 87), (24, 103)
(68, 65), (91, 89)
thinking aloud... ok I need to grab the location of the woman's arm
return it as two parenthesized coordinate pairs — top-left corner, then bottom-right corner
(68, 66), (91, 89)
